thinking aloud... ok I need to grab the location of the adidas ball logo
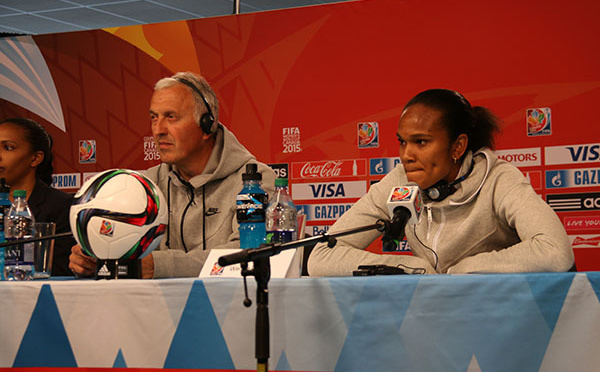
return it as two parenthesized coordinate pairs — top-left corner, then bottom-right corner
(98, 264), (111, 277)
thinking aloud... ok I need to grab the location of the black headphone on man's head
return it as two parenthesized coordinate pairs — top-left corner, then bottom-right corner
(174, 77), (216, 135)
(425, 160), (474, 202)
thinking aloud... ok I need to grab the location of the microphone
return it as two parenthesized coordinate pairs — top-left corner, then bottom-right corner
(382, 183), (422, 250)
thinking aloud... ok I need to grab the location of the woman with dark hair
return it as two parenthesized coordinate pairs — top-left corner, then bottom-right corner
(0, 118), (75, 276)
(308, 89), (574, 276)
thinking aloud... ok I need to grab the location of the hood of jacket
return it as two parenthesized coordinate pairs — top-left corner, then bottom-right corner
(423, 147), (498, 206)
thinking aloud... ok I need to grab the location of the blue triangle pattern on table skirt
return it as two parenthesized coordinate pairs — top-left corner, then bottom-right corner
(163, 280), (234, 369)
(13, 284), (76, 367)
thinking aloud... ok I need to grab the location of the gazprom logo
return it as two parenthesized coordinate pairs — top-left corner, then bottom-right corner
(297, 204), (353, 221)
(546, 170), (568, 188)
(369, 157), (400, 175)
(52, 173), (81, 189)
(546, 168), (600, 189)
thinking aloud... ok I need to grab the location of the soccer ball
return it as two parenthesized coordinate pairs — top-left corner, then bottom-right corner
(69, 169), (168, 260)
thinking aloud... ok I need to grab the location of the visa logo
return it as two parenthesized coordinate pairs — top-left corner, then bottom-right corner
(310, 183), (345, 198)
(292, 181), (366, 200)
(568, 145), (600, 162)
(545, 143), (600, 165)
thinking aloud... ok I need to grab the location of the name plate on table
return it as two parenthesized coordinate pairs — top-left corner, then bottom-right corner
(199, 247), (303, 278)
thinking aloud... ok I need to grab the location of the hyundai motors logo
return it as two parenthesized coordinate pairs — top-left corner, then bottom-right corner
(496, 147), (541, 167)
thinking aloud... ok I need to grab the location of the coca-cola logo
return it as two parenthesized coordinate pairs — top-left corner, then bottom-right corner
(300, 161), (343, 178)
(292, 159), (365, 179)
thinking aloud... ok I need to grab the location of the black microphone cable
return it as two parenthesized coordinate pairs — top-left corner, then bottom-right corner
(412, 224), (439, 270)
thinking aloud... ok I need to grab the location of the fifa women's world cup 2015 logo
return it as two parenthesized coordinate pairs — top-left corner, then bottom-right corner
(143, 136), (161, 161)
(79, 140), (96, 163)
(358, 122), (379, 148)
(527, 108), (551, 137)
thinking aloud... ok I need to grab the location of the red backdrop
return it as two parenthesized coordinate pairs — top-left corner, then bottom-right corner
(1, 0), (599, 269)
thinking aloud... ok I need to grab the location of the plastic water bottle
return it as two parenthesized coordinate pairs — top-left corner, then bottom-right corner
(266, 178), (298, 243)
(0, 179), (10, 280)
(4, 189), (36, 280)
(236, 164), (267, 249)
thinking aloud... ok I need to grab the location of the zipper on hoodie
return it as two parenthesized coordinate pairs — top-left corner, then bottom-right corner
(426, 205), (432, 240)
(424, 205), (445, 253)
(432, 208), (445, 254)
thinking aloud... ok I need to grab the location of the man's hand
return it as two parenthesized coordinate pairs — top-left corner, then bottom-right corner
(69, 244), (96, 277)
(141, 253), (154, 279)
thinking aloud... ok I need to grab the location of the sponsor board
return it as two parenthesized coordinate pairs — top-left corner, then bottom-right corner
(546, 192), (600, 212)
(52, 173), (81, 189)
(545, 168), (600, 189)
(369, 157), (401, 175)
(296, 203), (353, 221)
(569, 234), (600, 248)
(495, 147), (541, 167)
(358, 122), (379, 148)
(292, 159), (366, 179)
(268, 163), (289, 179)
(292, 181), (366, 200)
(282, 127), (302, 153)
(79, 140), (96, 163)
(545, 143), (600, 165)
(523, 171), (542, 190)
(527, 108), (551, 137)
(563, 215), (600, 231)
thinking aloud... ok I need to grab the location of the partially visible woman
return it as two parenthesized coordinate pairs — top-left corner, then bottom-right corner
(0, 118), (75, 276)
(308, 89), (574, 276)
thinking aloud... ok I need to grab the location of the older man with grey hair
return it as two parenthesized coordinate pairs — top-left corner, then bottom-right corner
(70, 72), (275, 278)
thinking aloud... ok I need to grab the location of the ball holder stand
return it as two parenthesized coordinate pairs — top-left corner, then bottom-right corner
(218, 219), (391, 372)
(94, 259), (142, 280)
(95, 259), (119, 279)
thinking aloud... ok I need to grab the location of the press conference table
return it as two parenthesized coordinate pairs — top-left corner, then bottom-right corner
(1, 272), (599, 372)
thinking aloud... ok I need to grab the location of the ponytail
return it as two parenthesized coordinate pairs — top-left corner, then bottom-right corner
(469, 106), (501, 151)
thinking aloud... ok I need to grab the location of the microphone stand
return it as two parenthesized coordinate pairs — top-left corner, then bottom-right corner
(218, 219), (388, 372)
(0, 231), (72, 248)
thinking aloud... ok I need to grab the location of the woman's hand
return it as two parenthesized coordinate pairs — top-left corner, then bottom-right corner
(68, 244), (96, 277)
